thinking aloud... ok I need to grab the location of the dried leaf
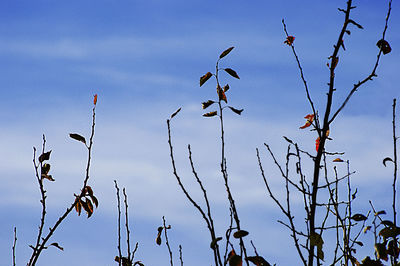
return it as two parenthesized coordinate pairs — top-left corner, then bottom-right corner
(375, 210), (386, 216)
(300, 114), (314, 129)
(233, 230), (249, 238)
(69, 133), (86, 144)
(38, 150), (52, 163)
(351, 213), (367, 221)
(383, 157), (394, 167)
(41, 163), (51, 175)
(284, 36), (295, 46)
(170, 107), (181, 119)
(202, 100), (215, 109)
(315, 137), (320, 152)
(156, 235), (162, 245)
(90, 195), (99, 208)
(42, 174), (55, 181)
(203, 111), (218, 117)
(229, 255), (242, 266)
(377, 39), (391, 55)
(200, 72), (212, 87)
(217, 86), (227, 103)
(375, 243), (388, 261)
(333, 158), (344, 162)
(224, 68), (240, 79)
(93, 94), (98, 105)
(75, 198), (82, 216)
(223, 84), (230, 92)
(50, 242), (64, 251)
(246, 256), (271, 266)
(379, 226), (400, 239)
(219, 47), (234, 59)
(229, 107), (244, 115)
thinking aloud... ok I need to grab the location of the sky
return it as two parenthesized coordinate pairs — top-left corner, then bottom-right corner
(0, 0), (399, 265)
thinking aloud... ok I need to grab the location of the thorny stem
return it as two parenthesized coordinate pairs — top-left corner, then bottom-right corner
(114, 180), (122, 266)
(28, 105), (96, 266)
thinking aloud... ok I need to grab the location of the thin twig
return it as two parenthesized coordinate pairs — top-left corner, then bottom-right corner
(123, 188), (131, 261)
(114, 180), (122, 266)
(12, 227), (17, 266)
(162, 216), (174, 266)
(179, 245), (184, 266)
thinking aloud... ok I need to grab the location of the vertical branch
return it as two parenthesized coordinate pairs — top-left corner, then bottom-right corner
(392, 98), (398, 227)
(114, 180), (122, 266)
(162, 216), (174, 266)
(179, 245), (184, 266)
(12, 227), (17, 266)
(123, 188), (131, 261)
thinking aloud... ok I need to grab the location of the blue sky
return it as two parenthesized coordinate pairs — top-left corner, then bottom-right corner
(1, 0), (399, 265)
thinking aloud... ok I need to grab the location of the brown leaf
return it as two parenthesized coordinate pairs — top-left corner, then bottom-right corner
(223, 84), (230, 92)
(229, 107), (244, 115)
(383, 157), (394, 167)
(38, 150), (52, 163)
(224, 68), (240, 79)
(93, 94), (98, 105)
(42, 174), (55, 181)
(284, 36), (295, 46)
(217, 86), (227, 103)
(377, 39), (392, 55)
(84, 186), (94, 196)
(203, 111), (218, 117)
(246, 256), (271, 266)
(202, 100), (215, 109)
(75, 198), (82, 216)
(351, 213), (367, 221)
(220, 47), (234, 59)
(200, 72), (213, 87)
(50, 242), (64, 251)
(333, 158), (344, 162)
(69, 133), (86, 144)
(90, 195), (99, 208)
(233, 230), (249, 238)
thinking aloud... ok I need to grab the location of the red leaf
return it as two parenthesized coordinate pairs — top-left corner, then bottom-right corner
(315, 137), (320, 152)
(284, 36), (295, 46)
(93, 94), (98, 105)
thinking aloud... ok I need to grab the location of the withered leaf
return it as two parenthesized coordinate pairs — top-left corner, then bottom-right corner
(41, 163), (51, 175)
(351, 213), (367, 221)
(224, 68), (240, 79)
(246, 256), (271, 266)
(171, 107), (181, 119)
(69, 133), (86, 144)
(229, 254), (242, 266)
(203, 111), (218, 117)
(379, 226), (400, 239)
(202, 100), (215, 109)
(42, 174), (55, 181)
(90, 195), (99, 208)
(93, 94), (98, 105)
(229, 107), (244, 115)
(75, 198), (82, 216)
(84, 186), (94, 196)
(333, 158), (344, 162)
(377, 39), (392, 55)
(375, 243), (388, 261)
(223, 84), (230, 92)
(39, 150), (52, 163)
(50, 242), (64, 251)
(383, 157), (394, 167)
(375, 210), (386, 216)
(156, 235), (162, 245)
(217, 86), (227, 103)
(200, 72), (213, 87)
(219, 47), (234, 59)
(284, 36), (295, 46)
(233, 230), (249, 238)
